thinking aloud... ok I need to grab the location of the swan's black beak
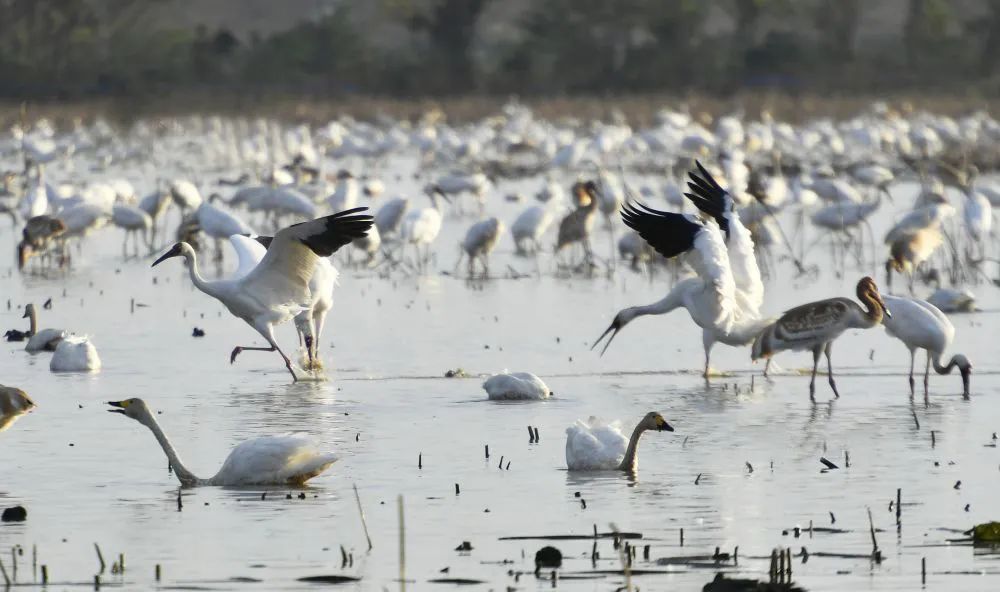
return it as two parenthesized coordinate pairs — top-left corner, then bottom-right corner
(107, 400), (126, 414)
(659, 421), (674, 432)
(591, 318), (621, 357)
(152, 243), (183, 267)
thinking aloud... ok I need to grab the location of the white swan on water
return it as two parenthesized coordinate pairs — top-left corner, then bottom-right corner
(107, 398), (338, 486)
(50, 335), (101, 372)
(565, 412), (673, 472)
(482, 372), (551, 400)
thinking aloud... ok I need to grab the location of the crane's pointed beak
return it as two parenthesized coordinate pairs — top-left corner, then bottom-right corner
(591, 320), (621, 357)
(152, 244), (182, 267)
(881, 301), (892, 319)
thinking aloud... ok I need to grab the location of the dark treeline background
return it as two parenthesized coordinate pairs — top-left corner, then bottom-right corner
(1, 0), (999, 101)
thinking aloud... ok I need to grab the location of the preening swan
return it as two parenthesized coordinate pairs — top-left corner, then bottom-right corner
(0, 385), (35, 432)
(482, 372), (551, 400)
(565, 412), (673, 472)
(50, 336), (101, 372)
(107, 399), (338, 486)
(22, 303), (66, 352)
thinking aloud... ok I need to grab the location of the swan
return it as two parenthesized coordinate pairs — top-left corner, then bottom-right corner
(0, 385), (35, 432)
(107, 399), (339, 486)
(22, 303), (66, 352)
(565, 412), (673, 472)
(50, 336), (101, 372)
(482, 372), (551, 400)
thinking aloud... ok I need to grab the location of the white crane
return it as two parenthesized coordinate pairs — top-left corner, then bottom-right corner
(112, 204), (152, 257)
(511, 203), (558, 255)
(592, 163), (771, 377)
(457, 217), (504, 276)
(107, 398), (338, 486)
(881, 295), (971, 396)
(170, 179), (203, 212)
(152, 207), (372, 381)
(400, 190), (446, 271)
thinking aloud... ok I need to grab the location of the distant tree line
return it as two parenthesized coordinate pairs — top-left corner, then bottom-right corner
(0, 0), (998, 100)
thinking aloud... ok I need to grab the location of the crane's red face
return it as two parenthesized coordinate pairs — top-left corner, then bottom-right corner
(151, 243), (184, 267)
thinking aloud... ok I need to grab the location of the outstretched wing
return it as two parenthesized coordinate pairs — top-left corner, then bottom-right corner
(685, 160), (733, 235)
(228, 234), (267, 280)
(620, 201), (701, 259)
(239, 208), (373, 311)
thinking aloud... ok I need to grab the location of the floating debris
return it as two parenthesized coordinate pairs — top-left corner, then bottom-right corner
(1, 506), (27, 522)
(534, 546), (562, 568)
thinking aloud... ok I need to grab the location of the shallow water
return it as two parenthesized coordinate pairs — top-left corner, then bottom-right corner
(2, 161), (1000, 591)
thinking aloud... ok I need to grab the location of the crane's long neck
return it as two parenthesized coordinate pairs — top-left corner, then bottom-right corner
(182, 249), (222, 300)
(27, 308), (37, 334)
(625, 285), (687, 323)
(931, 353), (959, 375)
(140, 414), (203, 486)
(619, 422), (647, 472)
(855, 293), (884, 328)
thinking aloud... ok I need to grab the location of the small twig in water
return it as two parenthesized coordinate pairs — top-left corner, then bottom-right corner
(353, 484), (374, 551)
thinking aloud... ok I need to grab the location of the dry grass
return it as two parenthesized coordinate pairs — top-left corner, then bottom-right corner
(0, 91), (996, 129)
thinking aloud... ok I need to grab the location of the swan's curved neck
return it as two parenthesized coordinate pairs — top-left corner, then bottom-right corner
(140, 414), (204, 486)
(26, 308), (37, 334)
(619, 422), (648, 472)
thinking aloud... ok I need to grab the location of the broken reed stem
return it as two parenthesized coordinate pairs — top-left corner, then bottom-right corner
(94, 543), (106, 574)
(484, 445), (489, 459)
(786, 547), (792, 578)
(867, 507), (882, 562)
(896, 488), (902, 526)
(41, 565), (47, 584)
(922, 556), (926, 584)
(680, 528), (684, 546)
(398, 495), (406, 592)
(353, 483), (374, 551)
(155, 564), (161, 581)
(769, 549), (777, 582)
(11, 547), (16, 581)
(32, 545), (36, 580)
(0, 556), (9, 586)
(778, 547), (786, 582)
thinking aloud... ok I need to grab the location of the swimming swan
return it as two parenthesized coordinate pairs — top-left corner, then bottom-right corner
(565, 411), (673, 471)
(107, 398), (339, 486)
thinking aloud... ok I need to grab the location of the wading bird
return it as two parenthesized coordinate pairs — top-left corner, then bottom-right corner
(593, 162), (772, 376)
(751, 277), (890, 400)
(152, 207), (372, 381)
(565, 412), (673, 472)
(107, 398), (338, 486)
(881, 295), (971, 396)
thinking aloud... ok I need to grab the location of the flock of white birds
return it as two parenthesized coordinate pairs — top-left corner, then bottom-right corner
(1, 100), (995, 479)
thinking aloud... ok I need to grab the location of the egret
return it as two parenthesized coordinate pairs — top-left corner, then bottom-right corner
(565, 412), (673, 472)
(751, 277), (890, 400)
(152, 207), (372, 381)
(107, 398), (338, 486)
(881, 295), (971, 396)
